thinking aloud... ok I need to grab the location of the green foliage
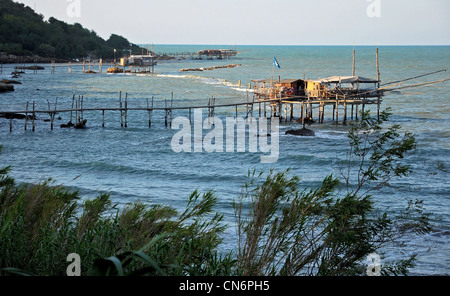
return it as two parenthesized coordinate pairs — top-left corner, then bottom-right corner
(343, 108), (416, 194)
(233, 109), (431, 276)
(0, 0), (139, 59)
(0, 161), (232, 276)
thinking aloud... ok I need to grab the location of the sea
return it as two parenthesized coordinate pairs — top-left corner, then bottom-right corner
(0, 45), (449, 275)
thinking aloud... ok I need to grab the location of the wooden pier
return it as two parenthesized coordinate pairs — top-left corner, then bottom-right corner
(2, 48), (447, 133)
(1, 89), (383, 133)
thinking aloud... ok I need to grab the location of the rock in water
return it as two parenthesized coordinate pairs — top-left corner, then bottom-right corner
(1, 79), (22, 84)
(285, 128), (315, 137)
(0, 83), (14, 92)
(74, 119), (87, 129)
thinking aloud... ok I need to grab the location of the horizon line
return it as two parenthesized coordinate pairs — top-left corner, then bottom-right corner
(135, 43), (450, 47)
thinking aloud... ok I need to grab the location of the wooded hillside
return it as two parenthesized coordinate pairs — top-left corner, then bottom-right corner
(0, 0), (141, 61)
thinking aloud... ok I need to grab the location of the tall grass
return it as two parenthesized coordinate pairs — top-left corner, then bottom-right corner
(0, 109), (432, 276)
(0, 172), (233, 276)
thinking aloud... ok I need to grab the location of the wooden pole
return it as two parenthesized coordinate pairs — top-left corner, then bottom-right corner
(321, 104), (325, 123)
(332, 104), (335, 121)
(302, 100), (305, 128)
(308, 97), (312, 118)
(69, 95), (73, 124)
(81, 95), (84, 120)
(119, 92), (123, 127)
(318, 103), (322, 124)
(151, 96), (154, 128)
(125, 93), (128, 128)
(352, 48), (356, 76)
(290, 103), (293, 121)
(301, 100), (304, 122)
(32, 101), (35, 132)
(343, 95), (347, 125)
(147, 98), (152, 128)
(376, 47), (380, 83)
(165, 98), (168, 127)
(376, 47), (381, 121)
(377, 97), (381, 121)
(335, 95), (339, 124)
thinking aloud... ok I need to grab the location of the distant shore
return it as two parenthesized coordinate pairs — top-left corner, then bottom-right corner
(0, 51), (179, 65)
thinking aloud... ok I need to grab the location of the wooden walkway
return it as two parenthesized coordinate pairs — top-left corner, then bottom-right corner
(0, 91), (381, 132)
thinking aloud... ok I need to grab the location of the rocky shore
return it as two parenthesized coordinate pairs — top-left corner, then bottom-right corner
(0, 52), (69, 64)
(0, 79), (21, 92)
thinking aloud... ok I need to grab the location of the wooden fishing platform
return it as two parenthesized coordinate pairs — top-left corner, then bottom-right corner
(0, 89), (386, 133)
(1, 48), (447, 133)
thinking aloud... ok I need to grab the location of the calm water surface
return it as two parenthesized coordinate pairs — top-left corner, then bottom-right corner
(0, 45), (449, 275)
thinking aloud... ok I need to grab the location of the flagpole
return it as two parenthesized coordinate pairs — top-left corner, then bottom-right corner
(272, 61), (274, 98)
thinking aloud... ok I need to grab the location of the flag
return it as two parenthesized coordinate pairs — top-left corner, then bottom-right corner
(273, 56), (281, 69)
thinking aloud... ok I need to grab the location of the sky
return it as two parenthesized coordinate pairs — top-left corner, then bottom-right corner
(12, 0), (450, 45)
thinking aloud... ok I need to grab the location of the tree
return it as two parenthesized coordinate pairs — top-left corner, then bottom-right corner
(234, 108), (431, 276)
(0, 0), (140, 60)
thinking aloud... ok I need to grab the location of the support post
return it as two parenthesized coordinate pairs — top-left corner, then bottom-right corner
(352, 48), (356, 76)
(335, 95), (339, 124)
(343, 95), (347, 125)
(25, 101), (29, 130)
(376, 47), (381, 121)
(302, 100), (305, 128)
(290, 103), (293, 121)
(81, 95), (84, 120)
(284, 103), (287, 122)
(52, 98), (57, 130)
(301, 100), (304, 122)
(119, 92), (123, 127)
(125, 93), (128, 128)
(165, 98), (168, 127)
(70, 95), (75, 124)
